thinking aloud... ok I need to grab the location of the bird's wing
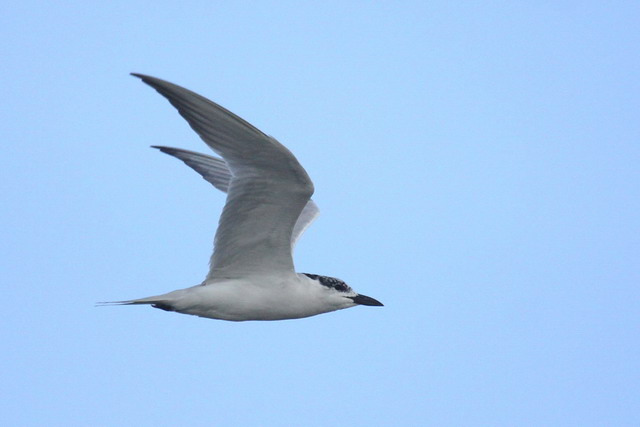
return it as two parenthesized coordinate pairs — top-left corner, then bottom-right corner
(133, 74), (314, 278)
(152, 146), (231, 192)
(151, 146), (320, 250)
(291, 199), (319, 249)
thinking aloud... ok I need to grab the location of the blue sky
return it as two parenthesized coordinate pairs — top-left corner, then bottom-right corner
(2, 1), (638, 426)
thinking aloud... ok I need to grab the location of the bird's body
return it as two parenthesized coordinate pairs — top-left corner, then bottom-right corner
(101, 74), (382, 321)
(130, 273), (359, 321)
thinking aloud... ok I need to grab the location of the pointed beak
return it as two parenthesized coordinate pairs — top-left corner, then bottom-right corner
(349, 294), (384, 307)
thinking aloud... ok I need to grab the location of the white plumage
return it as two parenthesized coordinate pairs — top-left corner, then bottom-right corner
(100, 74), (382, 321)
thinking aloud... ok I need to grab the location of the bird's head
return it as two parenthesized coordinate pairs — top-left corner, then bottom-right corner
(302, 273), (383, 308)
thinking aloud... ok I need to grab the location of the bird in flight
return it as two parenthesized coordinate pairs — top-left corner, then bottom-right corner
(101, 74), (383, 321)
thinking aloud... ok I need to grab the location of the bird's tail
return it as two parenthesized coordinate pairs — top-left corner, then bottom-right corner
(96, 295), (176, 311)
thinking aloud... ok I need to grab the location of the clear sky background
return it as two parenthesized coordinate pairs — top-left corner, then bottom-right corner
(1, 2), (638, 426)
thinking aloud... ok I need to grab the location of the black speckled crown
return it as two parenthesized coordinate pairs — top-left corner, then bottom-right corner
(302, 273), (352, 293)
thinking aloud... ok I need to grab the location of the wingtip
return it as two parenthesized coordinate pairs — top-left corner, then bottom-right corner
(130, 73), (158, 84)
(151, 145), (173, 154)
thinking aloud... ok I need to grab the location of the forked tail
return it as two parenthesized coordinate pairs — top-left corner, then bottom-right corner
(96, 296), (175, 311)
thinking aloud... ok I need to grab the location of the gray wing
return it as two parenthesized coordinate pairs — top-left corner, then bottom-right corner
(133, 74), (314, 278)
(152, 146), (231, 192)
(152, 146), (320, 250)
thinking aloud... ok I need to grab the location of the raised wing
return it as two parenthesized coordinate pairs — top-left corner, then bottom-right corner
(152, 146), (231, 192)
(152, 146), (320, 249)
(133, 74), (314, 278)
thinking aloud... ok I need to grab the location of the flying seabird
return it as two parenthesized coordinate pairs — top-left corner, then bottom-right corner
(100, 74), (383, 321)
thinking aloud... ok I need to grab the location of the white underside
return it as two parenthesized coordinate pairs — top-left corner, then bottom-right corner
(133, 273), (357, 321)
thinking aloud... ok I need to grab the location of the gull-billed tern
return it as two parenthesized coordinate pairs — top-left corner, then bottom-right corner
(100, 74), (383, 321)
